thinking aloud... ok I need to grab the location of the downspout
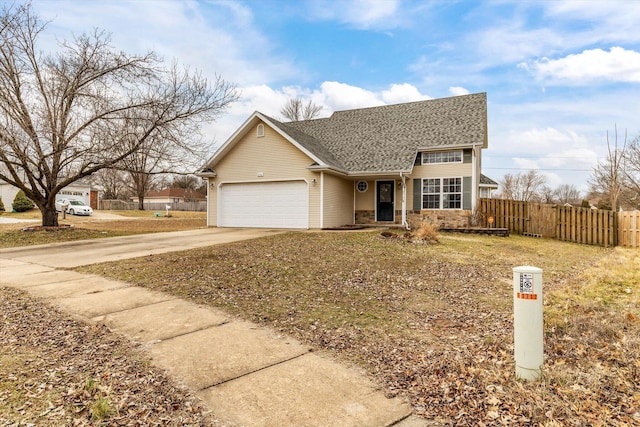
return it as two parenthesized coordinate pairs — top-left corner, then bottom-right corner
(400, 172), (409, 229)
(471, 147), (477, 212)
(319, 172), (324, 229)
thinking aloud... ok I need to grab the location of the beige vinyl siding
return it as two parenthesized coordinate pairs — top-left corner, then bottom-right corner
(354, 180), (375, 210)
(209, 122), (321, 227)
(411, 163), (473, 178)
(322, 174), (354, 228)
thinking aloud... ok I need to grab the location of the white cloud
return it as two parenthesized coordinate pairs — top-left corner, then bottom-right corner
(317, 82), (385, 110)
(210, 81), (432, 149)
(34, 0), (296, 87)
(448, 86), (470, 96)
(381, 84), (430, 104)
(521, 47), (640, 84)
(484, 126), (600, 192)
(306, 0), (401, 29)
(543, 1), (640, 44)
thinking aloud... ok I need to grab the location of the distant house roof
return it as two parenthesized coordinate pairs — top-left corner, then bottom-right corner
(203, 93), (488, 176)
(145, 187), (205, 200)
(480, 174), (499, 187)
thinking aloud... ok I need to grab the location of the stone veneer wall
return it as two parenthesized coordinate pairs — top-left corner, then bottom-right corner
(407, 210), (473, 229)
(355, 209), (473, 228)
(355, 210), (376, 224)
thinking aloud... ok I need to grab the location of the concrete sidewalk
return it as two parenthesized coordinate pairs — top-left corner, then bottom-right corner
(0, 230), (424, 426)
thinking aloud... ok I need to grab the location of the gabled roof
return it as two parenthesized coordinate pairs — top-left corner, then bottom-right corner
(282, 92), (487, 173)
(480, 174), (499, 187)
(201, 92), (487, 175)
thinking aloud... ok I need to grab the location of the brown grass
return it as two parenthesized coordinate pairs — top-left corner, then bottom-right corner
(78, 231), (639, 425)
(0, 210), (206, 248)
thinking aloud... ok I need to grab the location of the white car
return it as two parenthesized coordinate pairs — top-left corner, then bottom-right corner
(55, 198), (93, 216)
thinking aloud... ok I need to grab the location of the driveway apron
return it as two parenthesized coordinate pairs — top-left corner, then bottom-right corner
(0, 228), (419, 426)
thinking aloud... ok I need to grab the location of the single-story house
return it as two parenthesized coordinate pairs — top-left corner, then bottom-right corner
(0, 179), (96, 210)
(197, 92), (492, 229)
(131, 187), (206, 204)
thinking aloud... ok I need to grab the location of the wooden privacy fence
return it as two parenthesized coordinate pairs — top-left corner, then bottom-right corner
(556, 205), (616, 247)
(477, 198), (639, 248)
(619, 211), (640, 248)
(100, 199), (206, 212)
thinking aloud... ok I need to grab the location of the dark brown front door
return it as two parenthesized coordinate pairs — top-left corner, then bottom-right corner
(376, 181), (394, 221)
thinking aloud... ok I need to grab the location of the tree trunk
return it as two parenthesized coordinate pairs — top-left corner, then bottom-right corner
(41, 205), (59, 227)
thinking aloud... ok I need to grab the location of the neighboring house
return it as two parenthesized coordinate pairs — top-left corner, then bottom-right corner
(0, 179), (96, 210)
(132, 187), (206, 204)
(479, 174), (499, 199)
(198, 92), (491, 229)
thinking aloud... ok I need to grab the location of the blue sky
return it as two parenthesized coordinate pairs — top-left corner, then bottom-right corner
(33, 0), (640, 193)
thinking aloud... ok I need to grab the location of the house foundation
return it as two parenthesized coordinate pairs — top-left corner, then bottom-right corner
(355, 209), (474, 229)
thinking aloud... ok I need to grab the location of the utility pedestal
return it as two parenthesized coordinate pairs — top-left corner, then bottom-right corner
(513, 266), (543, 381)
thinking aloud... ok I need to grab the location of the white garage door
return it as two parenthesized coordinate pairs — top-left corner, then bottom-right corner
(219, 181), (308, 228)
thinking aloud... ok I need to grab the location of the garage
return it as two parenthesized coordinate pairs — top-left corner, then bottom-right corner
(218, 181), (309, 228)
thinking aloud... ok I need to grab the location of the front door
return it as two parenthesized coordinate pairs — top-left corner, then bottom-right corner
(376, 180), (395, 222)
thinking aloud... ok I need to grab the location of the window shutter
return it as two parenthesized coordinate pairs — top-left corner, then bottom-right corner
(414, 152), (422, 165)
(413, 178), (421, 211)
(463, 176), (472, 209)
(463, 149), (472, 163)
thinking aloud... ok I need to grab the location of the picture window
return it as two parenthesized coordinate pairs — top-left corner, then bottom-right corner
(422, 177), (462, 209)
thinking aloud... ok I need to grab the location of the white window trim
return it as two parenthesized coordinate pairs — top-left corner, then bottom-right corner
(421, 176), (463, 210)
(356, 180), (368, 193)
(256, 123), (265, 137)
(421, 150), (463, 165)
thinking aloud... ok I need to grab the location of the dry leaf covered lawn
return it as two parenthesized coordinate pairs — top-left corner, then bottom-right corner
(79, 231), (639, 426)
(0, 286), (222, 426)
(0, 211), (206, 248)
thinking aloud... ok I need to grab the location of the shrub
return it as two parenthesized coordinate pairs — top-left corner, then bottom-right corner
(12, 190), (35, 212)
(411, 220), (440, 243)
(0, 196), (4, 212)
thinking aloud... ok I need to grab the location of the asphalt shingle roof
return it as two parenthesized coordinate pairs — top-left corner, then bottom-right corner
(271, 92), (487, 173)
(480, 174), (499, 186)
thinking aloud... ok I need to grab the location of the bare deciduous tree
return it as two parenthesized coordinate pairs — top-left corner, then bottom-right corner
(172, 174), (202, 190)
(554, 184), (582, 205)
(498, 170), (547, 201)
(280, 98), (323, 121)
(538, 185), (556, 204)
(589, 126), (627, 212)
(0, 4), (238, 226)
(623, 134), (640, 207)
(92, 168), (128, 200)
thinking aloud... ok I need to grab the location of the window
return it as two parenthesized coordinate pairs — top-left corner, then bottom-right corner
(422, 177), (462, 209)
(356, 181), (368, 192)
(421, 150), (462, 164)
(256, 123), (265, 137)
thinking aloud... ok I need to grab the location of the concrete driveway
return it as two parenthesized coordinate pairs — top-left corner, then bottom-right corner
(0, 227), (284, 268)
